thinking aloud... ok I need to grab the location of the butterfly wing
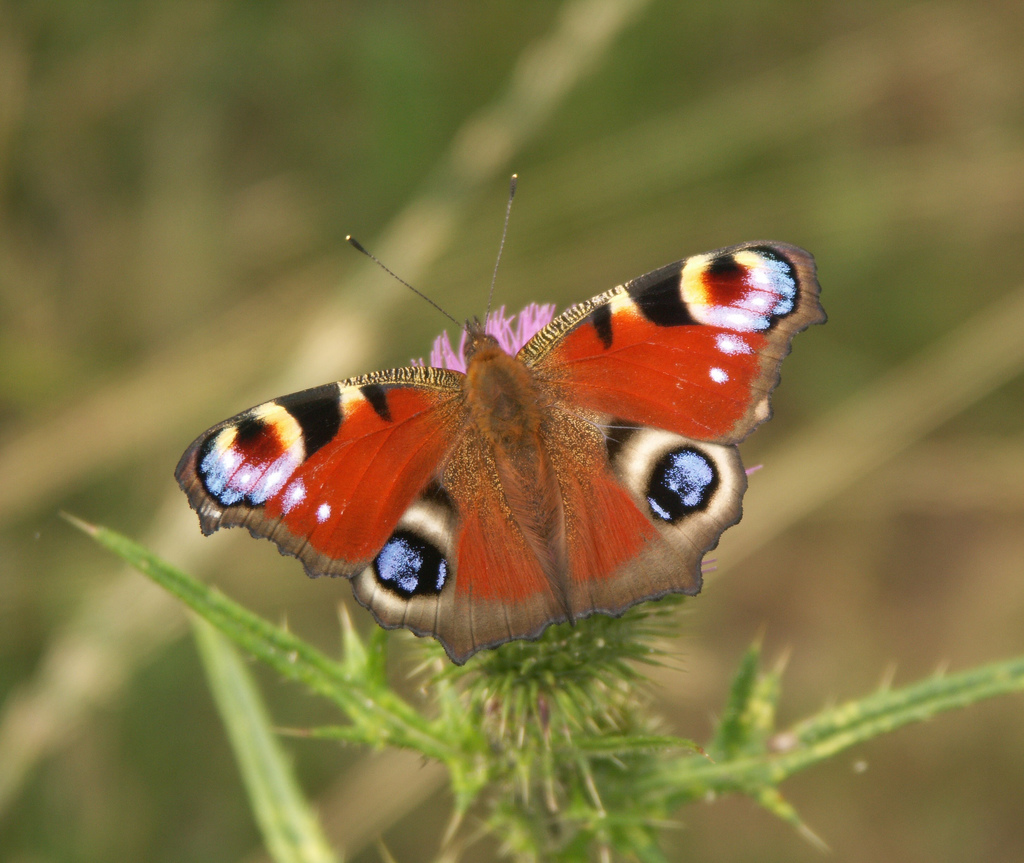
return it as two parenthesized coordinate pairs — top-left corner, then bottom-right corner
(523, 241), (824, 444)
(492, 242), (824, 629)
(175, 367), (466, 579)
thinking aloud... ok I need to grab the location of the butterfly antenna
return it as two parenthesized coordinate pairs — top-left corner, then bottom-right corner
(485, 173), (517, 322)
(346, 235), (461, 328)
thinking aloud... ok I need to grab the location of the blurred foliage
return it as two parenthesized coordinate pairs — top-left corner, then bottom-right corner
(2, 0), (1024, 861)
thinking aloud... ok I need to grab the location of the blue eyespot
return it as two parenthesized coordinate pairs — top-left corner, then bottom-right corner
(647, 447), (718, 523)
(373, 531), (448, 596)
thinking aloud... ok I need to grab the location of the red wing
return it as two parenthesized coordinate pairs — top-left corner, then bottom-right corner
(346, 426), (568, 664)
(522, 242), (824, 444)
(342, 408), (744, 665)
(175, 367), (465, 577)
(553, 412), (745, 631)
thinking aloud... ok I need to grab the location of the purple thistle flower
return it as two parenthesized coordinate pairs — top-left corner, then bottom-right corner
(412, 303), (557, 373)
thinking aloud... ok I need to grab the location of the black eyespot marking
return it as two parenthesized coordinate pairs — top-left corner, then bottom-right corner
(628, 271), (695, 327)
(705, 253), (741, 276)
(590, 303), (613, 349)
(603, 422), (638, 463)
(196, 417), (271, 507)
(373, 530), (448, 597)
(276, 386), (342, 456)
(233, 415), (267, 444)
(194, 415), (265, 501)
(647, 446), (718, 523)
(360, 384), (392, 423)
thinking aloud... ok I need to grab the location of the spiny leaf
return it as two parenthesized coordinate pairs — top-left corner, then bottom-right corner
(67, 514), (453, 760)
(573, 735), (703, 756)
(711, 639), (763, 757)
(752, 786), (828, 853)
(70, 514), (1024, 860)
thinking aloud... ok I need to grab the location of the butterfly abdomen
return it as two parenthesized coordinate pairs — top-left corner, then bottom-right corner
(462, 337), (572, 609)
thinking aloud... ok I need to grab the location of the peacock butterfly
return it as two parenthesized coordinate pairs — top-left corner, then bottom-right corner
(176, 229), (824, 663)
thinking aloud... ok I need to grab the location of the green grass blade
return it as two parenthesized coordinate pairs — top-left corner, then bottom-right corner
(66, 515), (452, 761)
(193, 619), (339, 863)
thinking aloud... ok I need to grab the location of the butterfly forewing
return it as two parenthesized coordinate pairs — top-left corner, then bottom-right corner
(523, 241), (824, 445)
(175, 367), (465, 578)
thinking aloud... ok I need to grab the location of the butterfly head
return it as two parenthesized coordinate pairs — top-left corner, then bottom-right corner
(462, 317), (500, 363)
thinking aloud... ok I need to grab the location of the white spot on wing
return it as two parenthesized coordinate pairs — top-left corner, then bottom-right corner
(281, 479), (306, 513)
(649, 498), (671, 520)
(715, 334), (750, 355)
(200, 438), (253, 504)
(316, 503), (331, 523)
(715, 307), (764, 331)
(709, 367), (729, 383)
(758, 255), (797, 314)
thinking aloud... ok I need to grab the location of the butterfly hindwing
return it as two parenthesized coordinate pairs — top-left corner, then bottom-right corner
(371, 427), (570, 663)
(369, 407), (746, 665)
(523, 241), (824, 445)
(592, 424), (746, 600)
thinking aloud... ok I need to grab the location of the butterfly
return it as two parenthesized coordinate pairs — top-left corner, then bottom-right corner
(177, 241), (824, 663)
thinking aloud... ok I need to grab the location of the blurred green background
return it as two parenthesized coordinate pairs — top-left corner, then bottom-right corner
(2, 1), (1023, 860)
